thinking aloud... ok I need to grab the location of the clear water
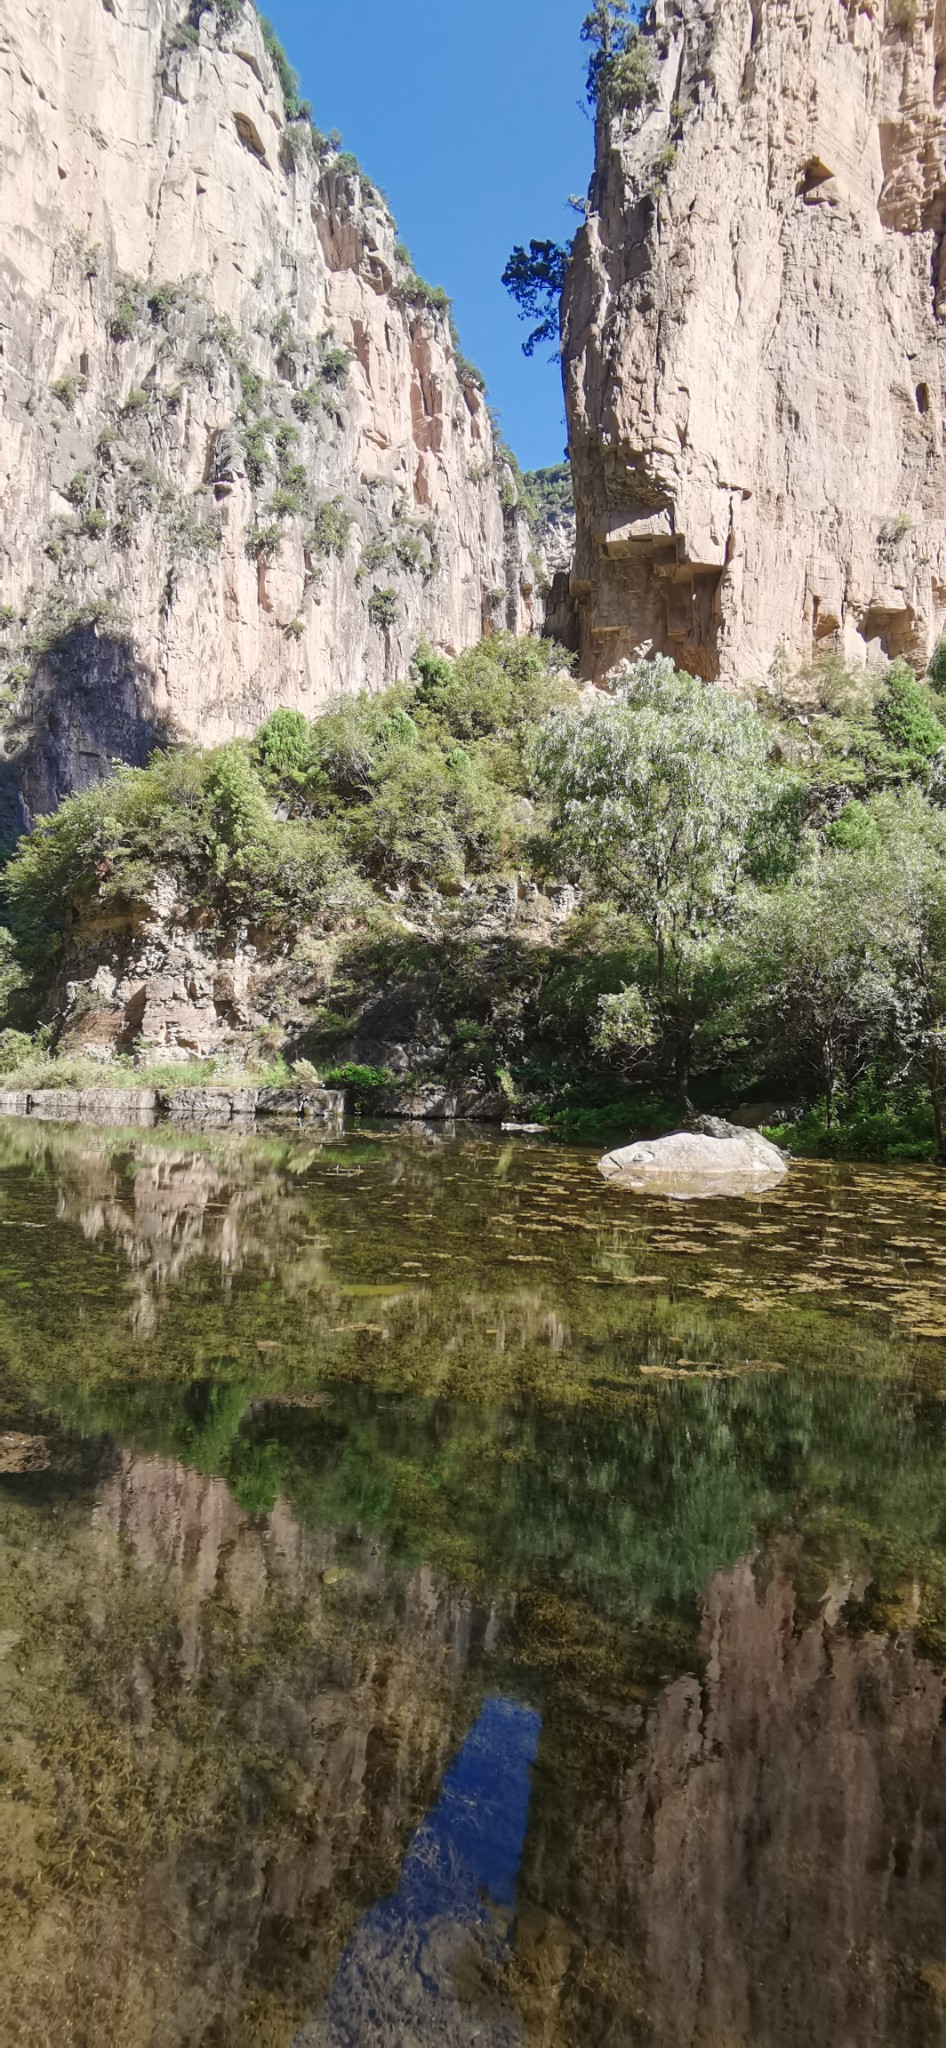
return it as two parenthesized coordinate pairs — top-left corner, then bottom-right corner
(1, 1116), (946, 2045)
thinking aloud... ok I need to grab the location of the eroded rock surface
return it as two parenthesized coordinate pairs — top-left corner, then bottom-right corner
(564, 0), (946, 688)
(0, 0), (538, 835)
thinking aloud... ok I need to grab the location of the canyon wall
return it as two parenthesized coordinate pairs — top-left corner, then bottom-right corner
(0, 0), (536, 836)
(564, 0), (946, 688)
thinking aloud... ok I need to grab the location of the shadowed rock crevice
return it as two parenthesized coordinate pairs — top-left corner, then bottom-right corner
(0, 622), (159, 849)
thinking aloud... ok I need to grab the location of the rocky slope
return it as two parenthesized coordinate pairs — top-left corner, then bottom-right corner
(563, 0), (946, 688)
(0, 0), (539, 839)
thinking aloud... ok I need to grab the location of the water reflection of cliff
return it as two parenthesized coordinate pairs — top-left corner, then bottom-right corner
(0, 1449), (497, 2048)
(3, 1435), (946, 2046)
(515, 1546), (946, 2047)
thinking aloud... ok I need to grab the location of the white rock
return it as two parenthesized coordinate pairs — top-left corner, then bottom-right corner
(598, 1127), (788, 1199)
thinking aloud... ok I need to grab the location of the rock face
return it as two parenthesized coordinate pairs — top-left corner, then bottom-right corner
(564, 0), (946, 688)
(0, 0), (538, 839)
(598, 1123), (788, 1196)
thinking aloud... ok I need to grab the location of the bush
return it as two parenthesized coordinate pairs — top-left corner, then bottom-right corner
(255, 708), (313, 783)
(320, 345), (352, 385)
(393, 274), (451, 314)
(307, 500), (351, 560)
(927, 638), (946, 690)
(1, 740), (361, 969)
(875, 661), (946, 759)
(367, 588), (398, 630)
(258, 15), (304, 115)
(110, 292), (140, 343)
(270, 486), (303, 517)
(291, 384), (322, 424)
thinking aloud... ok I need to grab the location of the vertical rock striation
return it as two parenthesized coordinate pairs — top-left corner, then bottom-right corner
(0, 0), (531, 832)
(564, 0), (946, 688)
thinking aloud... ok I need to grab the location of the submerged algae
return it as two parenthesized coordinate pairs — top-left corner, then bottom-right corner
(2, 1122), (946, 2043)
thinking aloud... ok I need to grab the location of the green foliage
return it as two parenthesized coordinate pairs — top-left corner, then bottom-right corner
(258, 14), (304, 115)
(537, 656), (773, 973)
(765, 1078), (936, 1161)
(502, 240), (571, 358)
(2, 743), (359, 973)
(521, 463), (574, 526)
(109, 291), (140, 343)
(270, 308), (296, 354)
(269, 485), (304, 517)
(581, 2), (656, 114)
(875, 660), (946, 759)
(242, 420), (270, 486)
(147, 282), (179, 325)
(291, 383), (322, 423)
(307, 500), (351, 560)
(255, 708), (312, 784)
(454, 352), (487, 391)
(321, 1061), (393, 1100)
(0, 1027), (36, 1073)
(367, 588), (398, 630)
(51, 375), (77, 409)
(320, 344), (352, 385)
(414, 631), (570, 756)
(392, 274), (451, 314)
(927, 638), (946, 689)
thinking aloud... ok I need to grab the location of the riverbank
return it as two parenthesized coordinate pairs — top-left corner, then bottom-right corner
(0, 1081), (344, 1129)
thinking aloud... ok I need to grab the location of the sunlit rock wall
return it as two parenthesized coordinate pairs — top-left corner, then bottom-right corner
(563, 0), (946, 688)
(0, 0), (532, 832)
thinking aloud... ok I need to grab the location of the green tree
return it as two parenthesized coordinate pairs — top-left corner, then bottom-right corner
(856, 789), (946, 1157)
(875, 660), (946, 761)
(580, 1), (655, 114)
(501, 240), (571, 359)
(747, 848), (901, 1125)
(536, 657), (774, 1094)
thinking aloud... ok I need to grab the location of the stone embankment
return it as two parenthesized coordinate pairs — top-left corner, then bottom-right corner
(0, 1082), (344, 1129)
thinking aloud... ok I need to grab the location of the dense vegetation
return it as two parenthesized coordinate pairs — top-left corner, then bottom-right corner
(4, 632), (946, 1155)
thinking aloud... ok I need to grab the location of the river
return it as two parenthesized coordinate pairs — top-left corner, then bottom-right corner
(0, 1117), (945, 2045)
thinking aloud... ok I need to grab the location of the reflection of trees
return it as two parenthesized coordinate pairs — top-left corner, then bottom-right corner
(0, 1122), (941, 1424)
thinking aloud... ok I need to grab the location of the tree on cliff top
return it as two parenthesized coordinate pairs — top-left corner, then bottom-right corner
(581, 2), (656, 117)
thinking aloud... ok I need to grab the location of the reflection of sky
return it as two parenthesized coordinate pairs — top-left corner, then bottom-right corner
(297, 1695), (541, 2046)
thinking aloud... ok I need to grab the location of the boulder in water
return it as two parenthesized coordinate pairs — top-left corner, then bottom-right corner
(598, 1121), (787, 1199)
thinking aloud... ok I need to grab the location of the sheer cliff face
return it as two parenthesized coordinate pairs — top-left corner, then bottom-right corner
(0, 0), (530, 831)
(564, 0), (946, 688)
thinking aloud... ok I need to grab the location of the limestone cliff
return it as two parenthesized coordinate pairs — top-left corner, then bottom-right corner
(564, 0), (946, 688)
(0, 0), (536, 836)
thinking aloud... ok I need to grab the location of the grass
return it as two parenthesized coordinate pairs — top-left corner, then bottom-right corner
(0, 1049), (302, 1094)
(762, 1084), (938, 1162)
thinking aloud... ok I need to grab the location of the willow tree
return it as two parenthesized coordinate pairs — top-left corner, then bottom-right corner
(536, 657), (778, 1095)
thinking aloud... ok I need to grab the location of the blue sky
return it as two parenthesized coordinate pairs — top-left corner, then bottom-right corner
(259, 0), (591, 471)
